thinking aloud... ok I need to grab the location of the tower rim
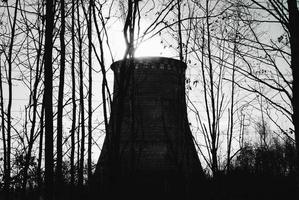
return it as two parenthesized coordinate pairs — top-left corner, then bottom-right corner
(111, 56), (187, 72)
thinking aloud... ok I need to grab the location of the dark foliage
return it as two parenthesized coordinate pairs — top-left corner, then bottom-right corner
(0, 139), (297, 199)
(205, 139), (298, 200)
(234, 139), (296, 176)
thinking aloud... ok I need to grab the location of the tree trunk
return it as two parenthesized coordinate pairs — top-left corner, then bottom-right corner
(87, 0), (93, 183)
(227, 18), (239, 172)
(205, 0), (218, 175)
(288, 0), (299, 190)
(44, 0), (55, 199)
(177, 0), (183, 61)
(77, 0), (86, 188)
(0, 55), (6, 196)
(70, 0), (77, 196)
(56, 0), (66, 197)
(6, 0), (19, 196)
(37, 100), (44, 193)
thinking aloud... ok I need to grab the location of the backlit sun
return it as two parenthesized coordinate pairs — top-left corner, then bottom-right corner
(134, 37), (164, 57)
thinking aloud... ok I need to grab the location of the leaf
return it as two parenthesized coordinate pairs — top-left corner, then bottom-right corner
(277, 35), (283, 43)
(193, 80), (198, 87)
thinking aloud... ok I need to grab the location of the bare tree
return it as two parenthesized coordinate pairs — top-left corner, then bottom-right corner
(231, 0), (299, 182)
(91, 0), (111, 139)
(4, 0), (19, 196)
(19, 0), (45, 194)
(37, 98), (45, 192)
(77, 0), (86, 188)
(0, 50), (6, 196)
(177, 0), (183, 61)
(87, 0), (93, 183)
(80, 0), (94, 183)
(226, 2), (241, 172)
(56, 0), (66, 197)
(70, 0), (77, 194)
(44, 0), (55, 198)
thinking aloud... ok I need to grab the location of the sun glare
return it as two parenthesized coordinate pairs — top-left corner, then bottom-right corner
(134, 37), (164, 57)
(109, 19), (173, 59)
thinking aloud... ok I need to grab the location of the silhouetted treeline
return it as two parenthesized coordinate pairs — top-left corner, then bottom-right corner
(0, 136), (296, 200)
(234, 139), (296, 176)
(205, 138), (297, 200)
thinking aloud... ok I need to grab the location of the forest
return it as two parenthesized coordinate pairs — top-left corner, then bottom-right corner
(0, 0), (298, 199)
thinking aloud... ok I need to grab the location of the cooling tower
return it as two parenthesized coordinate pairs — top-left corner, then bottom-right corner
(93, 57), (204, 199)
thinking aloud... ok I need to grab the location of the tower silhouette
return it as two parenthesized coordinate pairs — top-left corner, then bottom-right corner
(93, 57), (204, 199)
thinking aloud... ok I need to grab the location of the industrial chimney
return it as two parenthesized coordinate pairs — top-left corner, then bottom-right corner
(93, 57), (204, 199)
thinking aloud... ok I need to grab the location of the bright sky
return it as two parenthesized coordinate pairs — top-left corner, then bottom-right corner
(107, 19), (176, 60)
(135, 36), (164, 57)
